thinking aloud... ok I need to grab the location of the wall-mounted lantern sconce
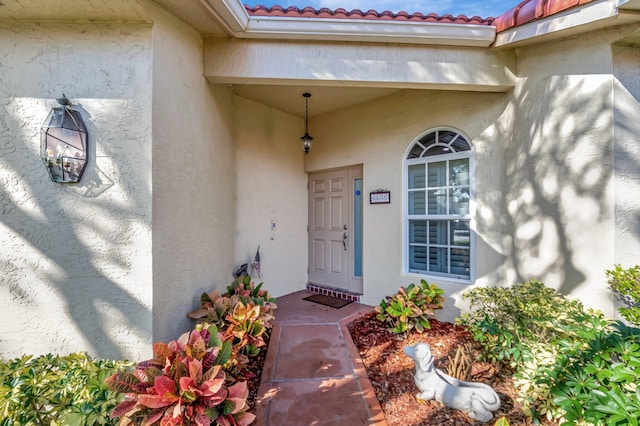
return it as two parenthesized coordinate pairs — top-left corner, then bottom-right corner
(41, 94), (88, 183)
(300, 92), (313, 154)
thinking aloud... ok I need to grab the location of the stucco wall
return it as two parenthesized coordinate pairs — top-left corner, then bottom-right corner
(507, 32), (615, 315)
(613, 43), (640, 267)
(306, 28), (621, 320)
(0, 21), (153, 359)
(305, 89), (510, 320)
(149, 4), (237, 344)
(233, 97), (308, 297)
(1, 1), (632, 359)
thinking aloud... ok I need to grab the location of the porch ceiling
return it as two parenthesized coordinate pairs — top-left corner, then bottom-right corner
(229, 84), (401, 118)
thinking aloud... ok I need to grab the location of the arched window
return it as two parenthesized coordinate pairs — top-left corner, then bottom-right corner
(404, 128), (473, 280)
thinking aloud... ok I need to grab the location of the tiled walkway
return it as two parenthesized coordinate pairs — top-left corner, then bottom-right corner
(254, 291), (388, 426)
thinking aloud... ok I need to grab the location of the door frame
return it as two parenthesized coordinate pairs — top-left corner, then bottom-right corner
(308, 165), (363, 294)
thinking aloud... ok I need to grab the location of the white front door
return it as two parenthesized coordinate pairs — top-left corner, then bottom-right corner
(308, 166), (363, 293)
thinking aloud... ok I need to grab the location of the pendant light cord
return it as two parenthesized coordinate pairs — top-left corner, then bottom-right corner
(304, 93), (310, 133)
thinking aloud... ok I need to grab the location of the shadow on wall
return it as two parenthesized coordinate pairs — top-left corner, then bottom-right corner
(485, 74), (616, 297)
(0, 99), (151, 359)
(612, 43), (640, 259)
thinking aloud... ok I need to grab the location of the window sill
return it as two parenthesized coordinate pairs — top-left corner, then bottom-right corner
(404, 270), (472, 285)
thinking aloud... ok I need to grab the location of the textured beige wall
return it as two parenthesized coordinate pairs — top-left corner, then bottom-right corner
(0, 21), (154, 359)
(305, 90), (510, 320)
(233, 97), (308, 297)
(204, 38), (516, 91)
(306, 28), (621, 319)
(613, 43), (640, 267)
(149, 3), (237, 344)
(0, 2), (632, 359)
(506, 31), (615, 316)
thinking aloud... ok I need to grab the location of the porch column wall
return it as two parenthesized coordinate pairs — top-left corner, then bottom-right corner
(613, 44), (640, 267)
(505, 29), (616, 316)
(612, 42), (640, 319)
(149, 3), (237, 344)
(233, 97), (308, 297)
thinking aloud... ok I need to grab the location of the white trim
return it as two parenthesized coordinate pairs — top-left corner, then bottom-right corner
(402, 127), (475, 283)
(406, 151), (471, 165)
(469, 146), (477, 284)
(403, 271), (472, 285)
(201, 0), (495, 46)
(404, 126), (475, 157)
(201, 0), (250, 33)
(242, 17), (496, 47)
(494, 0), (626, 47)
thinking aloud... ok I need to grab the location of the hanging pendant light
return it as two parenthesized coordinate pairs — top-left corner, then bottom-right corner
(300, 92), (313, 154)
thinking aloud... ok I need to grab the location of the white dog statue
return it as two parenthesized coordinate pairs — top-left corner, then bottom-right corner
(404, 343), (501, 423)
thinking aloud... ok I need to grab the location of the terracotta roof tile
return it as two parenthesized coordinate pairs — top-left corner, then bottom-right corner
(245, 5), (495, 26)
(493, 0), (595, 31)
(246, 0), (598, 33)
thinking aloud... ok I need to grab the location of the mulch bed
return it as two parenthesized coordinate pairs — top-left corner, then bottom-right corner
(245, 332), (270, 413)
(346, 311), (554, 426)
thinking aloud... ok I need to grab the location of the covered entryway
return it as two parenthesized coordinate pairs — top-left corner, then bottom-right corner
(308, 165), (363, 294)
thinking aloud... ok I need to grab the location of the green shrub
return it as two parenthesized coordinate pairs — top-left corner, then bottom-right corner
(607, 264), (640, 326)
(549, 321), (640, 425)
(458, 280), (640, 425)
(375, 279), (444, 335)
(457, 280), (592, 365)
(0, 353), (132, 426)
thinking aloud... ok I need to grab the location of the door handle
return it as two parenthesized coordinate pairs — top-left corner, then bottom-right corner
(343, 231), (348, 251)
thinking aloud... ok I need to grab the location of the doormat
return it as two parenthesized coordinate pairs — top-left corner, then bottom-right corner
(303, 294), (353, 309)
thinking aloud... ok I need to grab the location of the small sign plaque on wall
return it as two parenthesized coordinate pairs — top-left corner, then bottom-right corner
(370, 190), (391, 204)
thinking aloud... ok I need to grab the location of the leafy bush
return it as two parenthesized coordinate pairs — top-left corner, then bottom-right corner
(188, 277), (276, 332)
(0, 352), (132, 425)
(548, 321), (640, 425)
(187, 278), (276, 375)
(105, 325), (254, 426)
(494, 418), (509, 426)
(225, 301), (269, 358)
(226, 275), (276, 310)
(607, 264), (640, 326)
(375, 279), (444, 335)
(457, 280), (591, 365)
(188, 291), (237, 330)
(458, 280), (640, 424)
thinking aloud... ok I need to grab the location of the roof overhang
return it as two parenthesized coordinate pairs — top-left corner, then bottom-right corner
(201, 0), (496, 47)
(494, 0), (640, 47)
(241, 17), (495, 47)
(204, 38), (516, 91)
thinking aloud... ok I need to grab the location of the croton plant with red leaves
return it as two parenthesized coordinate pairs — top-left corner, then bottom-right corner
(105, 325), (255, 426)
